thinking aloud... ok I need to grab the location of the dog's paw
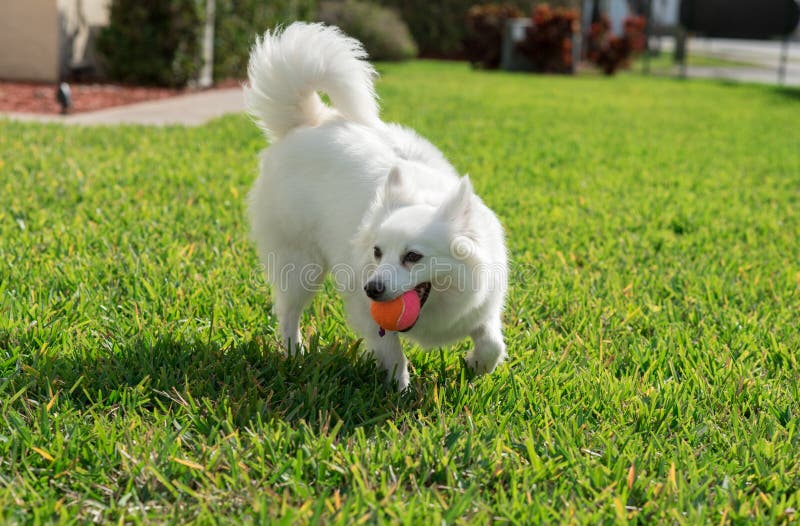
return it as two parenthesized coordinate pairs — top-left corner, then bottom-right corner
(387, 368), (410, 392)
(465, 344), (506, 375)
(280, 333), (306, 357)
(364, 348), (409, 391)
(282, 342), (306, 357)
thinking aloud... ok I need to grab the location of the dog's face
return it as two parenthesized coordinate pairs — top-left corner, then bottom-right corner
(356, 168), (481, 313)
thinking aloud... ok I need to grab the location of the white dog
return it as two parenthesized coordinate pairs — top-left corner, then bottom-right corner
(245, 23), (508, 390)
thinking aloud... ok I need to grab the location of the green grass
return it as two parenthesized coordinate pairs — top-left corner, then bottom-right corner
(1, 61), (799, 524)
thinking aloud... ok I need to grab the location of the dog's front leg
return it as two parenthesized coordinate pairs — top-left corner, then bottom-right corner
(364, 331), (409, 391)
(466, 318), (507, 375)
(345, 293), (410, 390)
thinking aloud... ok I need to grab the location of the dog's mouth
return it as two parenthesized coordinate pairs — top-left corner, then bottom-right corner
(400, 282), (431, 332)
(414, 281), (431, 308)
(415, 282), (432, 308)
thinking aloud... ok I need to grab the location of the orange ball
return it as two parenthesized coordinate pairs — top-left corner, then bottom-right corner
(370, 290), (421, 332)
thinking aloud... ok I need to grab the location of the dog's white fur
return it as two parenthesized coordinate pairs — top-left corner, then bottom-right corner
(245, 23), (508, 390)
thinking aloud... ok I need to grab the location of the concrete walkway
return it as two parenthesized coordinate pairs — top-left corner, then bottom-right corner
(1, 87), (245, 126)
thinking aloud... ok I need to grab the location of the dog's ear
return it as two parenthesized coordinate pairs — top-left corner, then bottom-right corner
(353, 167), (409, 255)
(386, 166), (403, 193)
(381, 166), (412, 210)
(438, 176), (474, 229)
(440, 177), (483, 261)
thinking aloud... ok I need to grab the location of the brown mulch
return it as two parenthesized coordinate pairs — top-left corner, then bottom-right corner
(0, 79), (242, 115)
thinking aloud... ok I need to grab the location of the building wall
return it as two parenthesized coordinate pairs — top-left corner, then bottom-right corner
(0, 0), (110, 82)
(0, 0), (60, 82)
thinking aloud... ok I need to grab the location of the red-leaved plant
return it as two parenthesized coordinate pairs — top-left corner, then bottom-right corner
(463, 3), (524, 69)
(516, 4), (579, 74)
(586, 14), (647, 75)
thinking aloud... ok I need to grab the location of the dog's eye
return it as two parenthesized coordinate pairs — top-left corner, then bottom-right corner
(403, 251), (423, 264)
(373, 246), (382, 260)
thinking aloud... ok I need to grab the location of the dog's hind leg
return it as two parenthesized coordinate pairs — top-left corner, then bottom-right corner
(466, 317), (507, 375)
(266, 251), (324, 355)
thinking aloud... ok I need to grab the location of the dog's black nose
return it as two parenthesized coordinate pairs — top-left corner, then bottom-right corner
(364, 281), (385, 300)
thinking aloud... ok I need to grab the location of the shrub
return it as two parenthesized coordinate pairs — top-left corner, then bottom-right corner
(98, 0), (318, 85)
(316, 1), (417, 61)
(97, 0), (204, 87)
(462, 4), (523, 69)
(379, 0), (518, 58)
(586, 14), (647, 75)
(378, 0), (473, 58)
(214, 0), (317, 80)
(516, 4), (579, 74)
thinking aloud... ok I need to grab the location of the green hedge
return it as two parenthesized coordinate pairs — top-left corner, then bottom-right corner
(213, 0), (317, 80)
(97, 0), (204, 87)
(377, 0), (480, 57)
(377, 0), (530, 57)
(316, 1), (417, 61)
(98, 0), (316, 85)
(100, 0), (592, 84)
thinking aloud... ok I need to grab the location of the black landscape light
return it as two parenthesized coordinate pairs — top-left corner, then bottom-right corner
(56, 82), (72, 114)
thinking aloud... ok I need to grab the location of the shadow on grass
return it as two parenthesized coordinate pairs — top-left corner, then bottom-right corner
(709, 79), (800, 101)
(11, 332), (422, 435)
(658, 74), (800, 99)
(768, 85), (800, 101)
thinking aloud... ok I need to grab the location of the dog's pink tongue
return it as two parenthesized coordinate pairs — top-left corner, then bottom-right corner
(396, 290), (421, 331)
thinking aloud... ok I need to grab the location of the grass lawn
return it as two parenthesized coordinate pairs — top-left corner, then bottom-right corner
(1, 61), (799, 523)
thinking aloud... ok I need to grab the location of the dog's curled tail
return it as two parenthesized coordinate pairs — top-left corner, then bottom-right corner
(245, 23), (380, 141)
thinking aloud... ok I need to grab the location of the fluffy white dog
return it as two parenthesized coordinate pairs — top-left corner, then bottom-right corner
(245, 23), (508, 390)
